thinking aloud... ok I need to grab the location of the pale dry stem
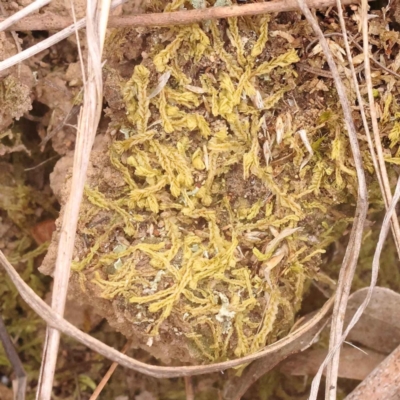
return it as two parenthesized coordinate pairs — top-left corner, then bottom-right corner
(323, 3), (400, 398)
(0, 0), (51, 32)
(0, 0), (126, 73)
(0, 249), (335, 379)
(362, 0), (400, 249)
(314, 177), (400, 399)
(292, 2), (369, 400)
(323, 4), (370, 397)
(360, 0), (400, 258)
(35, 0), (110, 397)
(184, 376), (195, 400)
(89, 340), (132, 400)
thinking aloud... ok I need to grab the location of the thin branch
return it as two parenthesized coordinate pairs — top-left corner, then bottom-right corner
(324, 6), (370, 397)
(0, 0), (126, 73)
(0, 0), (364, 32)
(184, 376), (195, 400)
(24, 155), (59, 171)
(0, 249), (334, 379)
(89, 340), (132, 400)
(291, 2), (368, 400)
(324, 0), (400, 392)
(0, 0), (51, 32)
(0, 315), (27, 400)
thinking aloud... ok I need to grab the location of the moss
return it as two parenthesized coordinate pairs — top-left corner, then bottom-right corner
(69, 1), (368, 362)
(0, 75), (31, 122)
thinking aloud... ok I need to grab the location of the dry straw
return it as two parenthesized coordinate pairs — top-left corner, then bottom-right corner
(35, 0), (111, 397)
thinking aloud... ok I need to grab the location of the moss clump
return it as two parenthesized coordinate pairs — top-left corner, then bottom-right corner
(0, 74), (32, 129)
(69, 1), (360, 362)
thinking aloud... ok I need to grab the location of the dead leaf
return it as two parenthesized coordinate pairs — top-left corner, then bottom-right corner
(31, 220), (56, 245)
(280, 346), (385, 380)
(345, 287), (400, 354)
(270, 30), (295, 43)
(345, 345), (400, 400)
(280, 287), (400, 383)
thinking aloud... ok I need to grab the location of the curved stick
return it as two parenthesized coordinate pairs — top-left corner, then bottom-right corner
(0, 250), (333, 379)
(0, 0), (362, 31)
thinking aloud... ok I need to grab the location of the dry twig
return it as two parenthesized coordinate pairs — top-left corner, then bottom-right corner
(0, 315), (26, 400)
(0, 0), (374, 73)
(0, 0), (126, 73)
(323, 1), (399, 397)
(324, 0), (400, 395)
(0, 0), (363, 32)
(323, 3), (376, 397)
(184, 376), (195, 400)
(0, 0), (51, 32)
(89, 340), (132, 400)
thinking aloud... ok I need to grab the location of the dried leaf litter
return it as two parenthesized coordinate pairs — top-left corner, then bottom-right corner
(64, 3), (361, 363)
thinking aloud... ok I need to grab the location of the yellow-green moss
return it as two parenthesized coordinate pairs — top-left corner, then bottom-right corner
(72, 1), (362, 362)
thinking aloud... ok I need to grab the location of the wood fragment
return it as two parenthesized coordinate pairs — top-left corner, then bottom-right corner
(345, 345), (400, 400)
